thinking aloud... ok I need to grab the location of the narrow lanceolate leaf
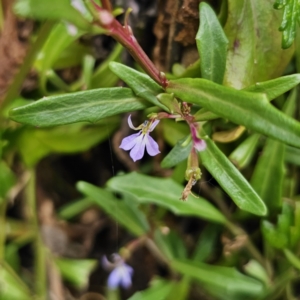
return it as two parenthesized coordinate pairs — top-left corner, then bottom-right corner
(229, 134), (261, 169)
(196, 2), (228, 84)
(55, 258), (97, 289)
(194, 107), (219, 122)
(9, 88), (148, 127)
(251, 89), (296, 210)
(194, 74), (300, 122)
(167, 78), (300, 148)
(2, 262), (32, 300)
(161, 137), (192, 169)
(107, 172), (227, 224)
(109, 62), (168, 110)
(223, 0), (294, 89)
(284, 248), (300, 271)
(199, 138), (267, 216)
(250, 139), (285, 211)
(172, 260), (264, 298)
(129, 279), (175, 300)
(244, 74), (300, 101)
(77, 181), (149, 236)
(14, 0), (92, 32)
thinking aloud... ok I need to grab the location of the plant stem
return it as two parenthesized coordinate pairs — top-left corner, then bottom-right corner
(145, 237), (170, 265)
(25, 169), (47, 299)
(0, 0), (4, 32)
(0, 21), (54, 112)
(101, 0), (112, 11)
(0, 199), (8, 260)
(90, 1), (167, 87)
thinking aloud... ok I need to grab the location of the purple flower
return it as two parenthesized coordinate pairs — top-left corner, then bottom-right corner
(119, 115), (160, 162)
(190, 124), (206, 152)
(102, 254), (133, 289)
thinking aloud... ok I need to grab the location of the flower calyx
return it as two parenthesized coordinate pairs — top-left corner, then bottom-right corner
(181, 148), (202, 201)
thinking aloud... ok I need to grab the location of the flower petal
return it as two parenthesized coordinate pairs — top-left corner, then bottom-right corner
(119, 132), (141, 150)
(145, 134), (160, 156)
(102, 256), (114, 270)
(127, 115), (139, 130)
(119, 265), (133, 289)
(194, 138), (206, 152)
(107, 268), (122, 289)
(129, 134), (146, 161)
(149, 119), (160, 131)
(124, 264), (134, 276)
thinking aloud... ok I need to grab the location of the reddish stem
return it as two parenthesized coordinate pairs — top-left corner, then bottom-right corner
(92, 2), (168, 88)
(101, 0), (112, 11)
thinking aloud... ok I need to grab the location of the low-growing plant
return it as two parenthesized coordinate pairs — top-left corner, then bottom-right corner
(1, 0), (300, 299)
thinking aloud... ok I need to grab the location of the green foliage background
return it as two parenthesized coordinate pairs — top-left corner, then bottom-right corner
(1, 0), (300, 299)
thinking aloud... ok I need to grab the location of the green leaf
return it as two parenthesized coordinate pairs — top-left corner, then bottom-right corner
(76, 181), (149, 236)
(192, 224), (220, 262)
(244, 74), (300, 101)
(196, 2), (228, 84)
(35, 23), (83, 74)
(91, 43), (123, 89)
(172, 260), (264, 298)
(285, 145), (300, 166)
(129, 278), (175, 300)
(162, 119), (189, 146)
(14, 0), (92, 32)
(55, 258), (97, 289)
(52, 42), (89, 70)
(199, 137), (267, 216)
(5, 243), (21, 272)
(229, 134), (261, 169)
(161, 137), (192, 169)
(58, 198), (94, 220)
(274, 0), (299, 48)
(223, 0), (294, 89)
(10, 88), (148, 127)
(107, 172), (227, 224)
(109, 62), (168, 110)
(154, 229), (187, 260)
(0, 161), (16, 200)
(15, 121), (117, 166)
(277, 202), (294, 236)
(194, 75), (300, 123)
(250, 139), (285, 211)
(251, 88), (296, 210)
(261, 202), (294, 250)
(170, 60), (201, 79)
(290, 202), (300, 247)
(167, 78), (300, 148)
(284, 248), (300, 270)
(244, 260), (270, 286)
(165, 277), (190, 300)
(0, 262), (31, 300)
(194, 108), (219, 122)
(261, 220), (288, 249)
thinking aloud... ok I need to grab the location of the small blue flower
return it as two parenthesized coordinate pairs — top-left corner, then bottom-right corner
(102, 254), (134, 289)
(119, 115), (160, 162)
